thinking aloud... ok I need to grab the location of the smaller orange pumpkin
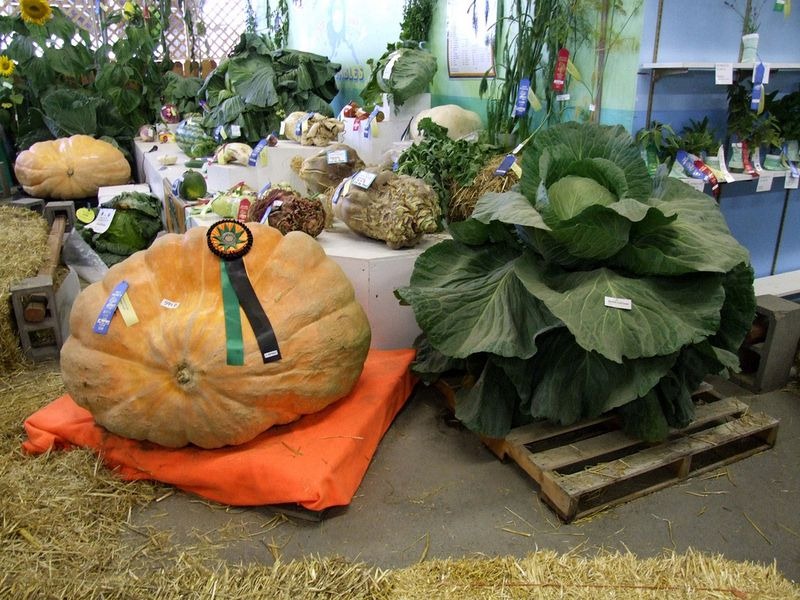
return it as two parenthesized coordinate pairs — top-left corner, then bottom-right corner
(14, 135), (131, 199)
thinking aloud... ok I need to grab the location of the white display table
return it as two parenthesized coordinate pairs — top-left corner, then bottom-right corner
(133, 137), (442, 350)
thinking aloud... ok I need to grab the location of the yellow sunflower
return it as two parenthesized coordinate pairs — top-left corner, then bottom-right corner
(0, 55), (14, 78)
(20, 0), (53, 26)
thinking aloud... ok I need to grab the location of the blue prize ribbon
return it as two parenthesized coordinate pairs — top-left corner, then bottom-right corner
(93, 281), (129, 335)
(248, 138), (269, 166)
(677, 150), (706, 179)
(331, 179), (347, 205)
(513, 79), (531, 117)
(494, 154), (516, 176)
(751, 63), (765, 111)
(295, 112), (314, 138)
(363, 107), (381, 139)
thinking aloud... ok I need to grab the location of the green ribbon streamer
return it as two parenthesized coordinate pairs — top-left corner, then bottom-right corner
(220, 261), (244, 366)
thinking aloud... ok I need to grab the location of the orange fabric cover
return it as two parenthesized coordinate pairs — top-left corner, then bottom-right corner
(23, 349), (416, 511)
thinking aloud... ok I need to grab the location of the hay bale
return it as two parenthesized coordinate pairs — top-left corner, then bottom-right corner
(0, 206), (50, 373)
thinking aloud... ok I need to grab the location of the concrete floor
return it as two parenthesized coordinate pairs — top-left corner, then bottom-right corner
(133, 375), (800, 583)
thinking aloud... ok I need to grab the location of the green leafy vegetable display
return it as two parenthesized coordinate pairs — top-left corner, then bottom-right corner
(396, 118), (495, 220)
(360, 44), (437, 108)
(198, 33), (341, 144)
(396, 122), (756, 442)
(77, 192), (162, 266)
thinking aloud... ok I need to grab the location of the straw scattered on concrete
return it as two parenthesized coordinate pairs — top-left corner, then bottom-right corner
(2, 363), (799, 599)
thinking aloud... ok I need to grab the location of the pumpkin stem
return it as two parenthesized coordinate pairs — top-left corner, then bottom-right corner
(174, 362), (196, 389)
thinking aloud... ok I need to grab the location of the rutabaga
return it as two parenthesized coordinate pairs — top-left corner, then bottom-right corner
(333, 169), (440, 249)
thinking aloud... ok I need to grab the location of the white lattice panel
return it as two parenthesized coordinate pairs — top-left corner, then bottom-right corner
(0, 0), (246, 63)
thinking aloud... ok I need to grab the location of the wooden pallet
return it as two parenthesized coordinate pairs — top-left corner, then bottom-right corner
(435, 381), (779, 523)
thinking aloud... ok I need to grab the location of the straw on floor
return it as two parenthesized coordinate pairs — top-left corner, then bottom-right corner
(1, 348), (798, 598)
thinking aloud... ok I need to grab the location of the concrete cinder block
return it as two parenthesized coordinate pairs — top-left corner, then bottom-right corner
(735, 295), (800, 392)
(10, 267), (80, 361)
(10, 197), (45, 213)
(43, 200), (76, 230)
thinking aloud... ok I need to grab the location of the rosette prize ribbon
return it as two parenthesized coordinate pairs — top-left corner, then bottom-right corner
(207, 220), (281, 366)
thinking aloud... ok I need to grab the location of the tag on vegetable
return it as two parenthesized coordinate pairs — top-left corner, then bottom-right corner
(249, 139), (269, 166)
(93, 281), (129, 334)
(351, 170), (377, 189)
(331, 179), (347, 205)
(85, 208), (116, 233)
(382, 50), (403, 79)
(295, 112), (314, 137)
(327, 149), (349, 164)
(117, 293), (139, 327)
(604, 296), (632, 311)
(76, 207), (95, 224)
(160, 299), (180, 309)
(495, 154), (516, 176)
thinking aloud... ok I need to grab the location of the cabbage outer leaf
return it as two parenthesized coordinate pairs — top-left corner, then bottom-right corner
(513, 254), (725, 363)
(395, 241), (561, 359)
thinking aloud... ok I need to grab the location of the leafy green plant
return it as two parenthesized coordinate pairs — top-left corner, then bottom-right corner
(162, 72), (203, 116)
(771, 90), (800, 141)
(480, 0), (564, 144)
(0, 3), (174, 151)
(635, 121), (678, 170)
(263, 0), (290, 49)
(400, 0), (436, 43)
(198, 33), (341, 144)
(727, 81), (782, 150)
(360, 43), (438, 108)
(396, 118), (496, 221)
(396, 122), (755, 442)
(677, 117), (720, 157)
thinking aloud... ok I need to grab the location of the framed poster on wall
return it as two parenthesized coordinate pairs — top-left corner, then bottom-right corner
(446, 0), (497, 77)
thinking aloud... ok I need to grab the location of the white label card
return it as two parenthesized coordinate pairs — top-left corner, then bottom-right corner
(85, 208), (116, 233)
(604, 296), (633, 310)
(715, 63), (733, 85)
(382, 51), (402, 80)
(556, 93), (570, 101)
(756, 174), (774, 192)
(160, 299), (180, 309)
(326, 149), (349, 165)
(351, 170), (377, 189)
(786, 172), (800, 189)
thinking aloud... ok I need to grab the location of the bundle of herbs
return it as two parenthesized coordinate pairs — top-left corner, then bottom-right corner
(396, 118), (496, 223)
(198, 33), (341, 145)
(396, 122), (755, 442)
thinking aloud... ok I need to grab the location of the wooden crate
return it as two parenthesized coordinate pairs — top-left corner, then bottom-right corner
(435, 381), (779, 523)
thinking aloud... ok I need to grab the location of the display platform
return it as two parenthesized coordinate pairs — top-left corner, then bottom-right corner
(340, 93), (429, 166)
(22, 349), (416, 511)
(134, 137), (446, 350)
(205, 142), (321, 194)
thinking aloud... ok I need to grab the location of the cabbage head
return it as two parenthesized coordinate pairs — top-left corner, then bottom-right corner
(396, 122), (755, 442)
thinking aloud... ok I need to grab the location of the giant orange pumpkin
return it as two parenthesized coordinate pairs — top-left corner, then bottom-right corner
(60, 224), (371, 449)
(14, 135), (131, 199)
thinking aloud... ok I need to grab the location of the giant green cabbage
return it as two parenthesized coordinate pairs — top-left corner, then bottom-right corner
(396, 122), (755, 442)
